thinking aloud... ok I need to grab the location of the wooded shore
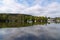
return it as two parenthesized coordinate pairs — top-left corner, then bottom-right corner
(0, 14), (48, 23)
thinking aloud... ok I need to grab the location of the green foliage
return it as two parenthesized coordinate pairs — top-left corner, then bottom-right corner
(0, 14), (48, 22)
(0, 14), (48, 28)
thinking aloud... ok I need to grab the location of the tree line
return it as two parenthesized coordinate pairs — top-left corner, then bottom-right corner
(0, 14), (48, 23)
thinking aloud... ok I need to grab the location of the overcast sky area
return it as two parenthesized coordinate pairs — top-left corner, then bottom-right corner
(0, 0), (60, 17)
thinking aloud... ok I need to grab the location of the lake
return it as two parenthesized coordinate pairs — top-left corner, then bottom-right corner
(0, 22), (60, 40)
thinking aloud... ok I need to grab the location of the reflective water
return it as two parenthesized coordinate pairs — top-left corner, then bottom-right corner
(0, 22), (47, 28)
(0, 22), (60, 40)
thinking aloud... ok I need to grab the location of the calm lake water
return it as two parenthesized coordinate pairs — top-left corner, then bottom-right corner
(0, 22), (60, 40)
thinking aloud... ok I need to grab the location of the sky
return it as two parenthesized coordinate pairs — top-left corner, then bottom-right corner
(0, 0), (60, 17)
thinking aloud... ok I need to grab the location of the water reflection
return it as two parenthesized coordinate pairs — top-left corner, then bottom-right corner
(0, 22), (48, 28)
(0, 22), (60, 40)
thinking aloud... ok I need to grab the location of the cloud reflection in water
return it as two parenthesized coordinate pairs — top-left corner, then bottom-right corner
(0, 24), (60, 40)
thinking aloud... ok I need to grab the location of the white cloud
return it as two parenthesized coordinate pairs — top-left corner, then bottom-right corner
(0, 0), (43, 13)
(0, 0), (60, 17)
(0, 0), (27, 13)
(23, 2), (60, 17)
(44, 2), (60, 17)
(23, 4), (45, 16)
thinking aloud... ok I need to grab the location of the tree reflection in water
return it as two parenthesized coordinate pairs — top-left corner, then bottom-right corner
(1, 22), (60, 40)
(0, 22), (48, 28)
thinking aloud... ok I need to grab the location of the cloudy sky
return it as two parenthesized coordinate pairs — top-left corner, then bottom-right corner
(0, 0), (60, 17)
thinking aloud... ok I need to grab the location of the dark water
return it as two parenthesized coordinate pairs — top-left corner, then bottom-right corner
(0, 22), (60, 40)
(0, 22), (47, 28)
